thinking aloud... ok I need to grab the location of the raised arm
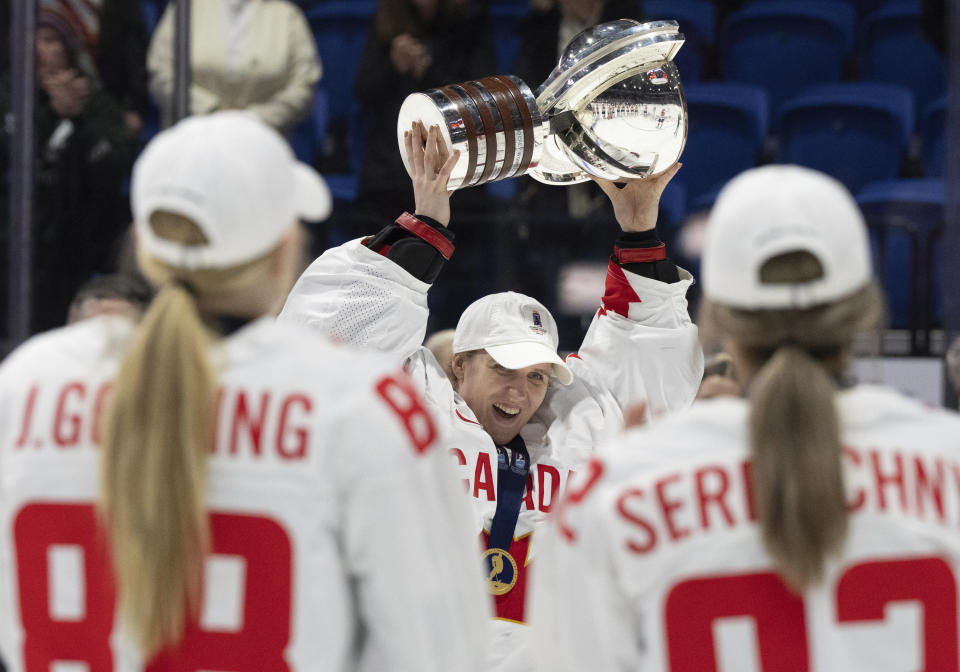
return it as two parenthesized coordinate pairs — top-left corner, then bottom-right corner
(278, 123), (460, 360)
(551, 167), (704, 444)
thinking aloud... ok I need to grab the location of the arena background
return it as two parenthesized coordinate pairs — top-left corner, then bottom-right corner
(3, 0), (958, 407)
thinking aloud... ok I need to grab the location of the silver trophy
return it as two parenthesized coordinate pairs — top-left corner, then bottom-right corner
(397, 19), (687, 189)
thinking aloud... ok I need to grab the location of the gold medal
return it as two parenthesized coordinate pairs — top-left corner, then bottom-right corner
(482, 547), (519, 596)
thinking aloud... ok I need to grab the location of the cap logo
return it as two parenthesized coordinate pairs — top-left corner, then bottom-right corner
(529, 310), (547, 336)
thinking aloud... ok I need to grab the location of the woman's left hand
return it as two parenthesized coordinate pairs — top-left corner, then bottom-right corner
(592, 162), (682, 233)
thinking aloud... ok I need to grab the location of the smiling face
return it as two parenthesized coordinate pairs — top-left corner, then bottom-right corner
(453, 350), (551, 446)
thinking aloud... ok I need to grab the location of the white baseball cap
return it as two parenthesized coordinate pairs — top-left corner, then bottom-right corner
(702, 165), (872, 310)
(453, 292), (573, 385)
(132, 111), (331, 270)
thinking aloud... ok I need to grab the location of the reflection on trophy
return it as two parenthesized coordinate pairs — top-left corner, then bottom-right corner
(397, 19), (687, 190)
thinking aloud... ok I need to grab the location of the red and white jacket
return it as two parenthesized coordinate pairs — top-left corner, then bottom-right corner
(0, 315), (487, 671)
(278, 232), (704, 671)
(532, 387), (960, 672)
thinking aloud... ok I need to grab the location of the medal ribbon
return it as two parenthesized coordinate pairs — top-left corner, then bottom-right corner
(487, 435), (530, 552)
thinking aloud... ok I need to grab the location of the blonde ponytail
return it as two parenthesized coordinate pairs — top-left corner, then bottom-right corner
(748, 344), (846, 590)
(100, 212), (292, 654)
(703, 251), (883, 591)
(101, 280), (215, 655)
(100, 213), (223, 656)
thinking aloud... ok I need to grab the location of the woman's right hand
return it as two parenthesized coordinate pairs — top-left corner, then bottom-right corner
(405, 121), (459, 227)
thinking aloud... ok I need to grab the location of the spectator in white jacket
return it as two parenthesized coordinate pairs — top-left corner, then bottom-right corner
(147, 0), (320, 132)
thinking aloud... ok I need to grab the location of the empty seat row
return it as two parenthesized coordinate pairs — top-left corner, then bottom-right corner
(712, 0), (944, 118)
(677, 81), (944, 214)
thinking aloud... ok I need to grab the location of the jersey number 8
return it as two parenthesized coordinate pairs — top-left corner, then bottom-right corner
(14, 502), (293, 671)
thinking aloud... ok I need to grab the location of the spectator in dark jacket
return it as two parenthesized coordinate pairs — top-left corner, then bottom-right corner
(512, 0), (644, 220)
(353, 0), (497, 228)
(0, 3), (134, 335)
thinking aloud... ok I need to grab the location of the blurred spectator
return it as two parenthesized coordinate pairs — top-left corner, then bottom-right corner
(147, 0), (321, 133)
(513, 0), (644, 220)
(513, 0), (644, 87)
(0, 4), (134, 335)
(2, 1), (150, 139)
(97, 0), (152, 139)
(353, 0), (496, 225)
(66, 272), (154, 324)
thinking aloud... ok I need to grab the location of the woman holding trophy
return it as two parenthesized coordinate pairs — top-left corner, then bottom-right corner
(279, 19), (702, 672)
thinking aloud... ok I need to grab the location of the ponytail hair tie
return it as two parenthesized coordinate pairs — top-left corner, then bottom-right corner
(780, 335), (799, 349)
(169, 277), (198, 297)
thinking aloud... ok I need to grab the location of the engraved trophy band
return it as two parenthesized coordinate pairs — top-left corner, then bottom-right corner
(397, 19), (688, 190)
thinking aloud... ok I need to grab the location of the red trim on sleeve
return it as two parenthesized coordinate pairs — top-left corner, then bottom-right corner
(601, 259), (641, 318)
(361, 237), (392, 258)
(613, 243), (666, 264)
(396, 212), (455, 260)
(361, 236), (392, 257)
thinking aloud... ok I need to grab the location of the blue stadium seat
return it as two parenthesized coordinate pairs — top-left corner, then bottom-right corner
(743, 0), (896, 19)
(289, 87), (330, 166)
(778, 82), (913, 194)
(921, 96), (946, 178)
(486, 178), (518, 202)
(860, 0), (946, 118)
(679, 82), (769, 208)
(644, 0), (715, 43)
(720, 1), (855, 124)
(306, 1), (376, 200)
(642, 0), (716, 82)
(856, 178), (945, 347)
(689, 185), (722, 214)
(307, 1), (374, 122)
(658, 179), (687, 234)
(489, 3), (528, 73)
(141, 0), (161, 34)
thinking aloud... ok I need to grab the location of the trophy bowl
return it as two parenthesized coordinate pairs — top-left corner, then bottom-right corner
(397, 19), (687, 190)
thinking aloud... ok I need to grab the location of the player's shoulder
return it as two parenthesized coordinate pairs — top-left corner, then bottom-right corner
(235, 317), (399, 380)
(223, 320), (432, 467)
(235, 319), (416, 425)
(601, 396), (748, 477)
(840, 384), (960, 447)
(0, 317), (132, 386)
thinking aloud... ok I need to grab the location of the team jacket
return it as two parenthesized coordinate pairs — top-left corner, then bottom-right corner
(532, 386), (960, 672)
(278, 233), (704, 671)
(0, 315), (488, 672)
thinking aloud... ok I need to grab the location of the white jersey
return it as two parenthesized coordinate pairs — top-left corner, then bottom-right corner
(0, 315), (488, 672)
(531, 385), (960, 672)
(278, 239), (704, 671)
